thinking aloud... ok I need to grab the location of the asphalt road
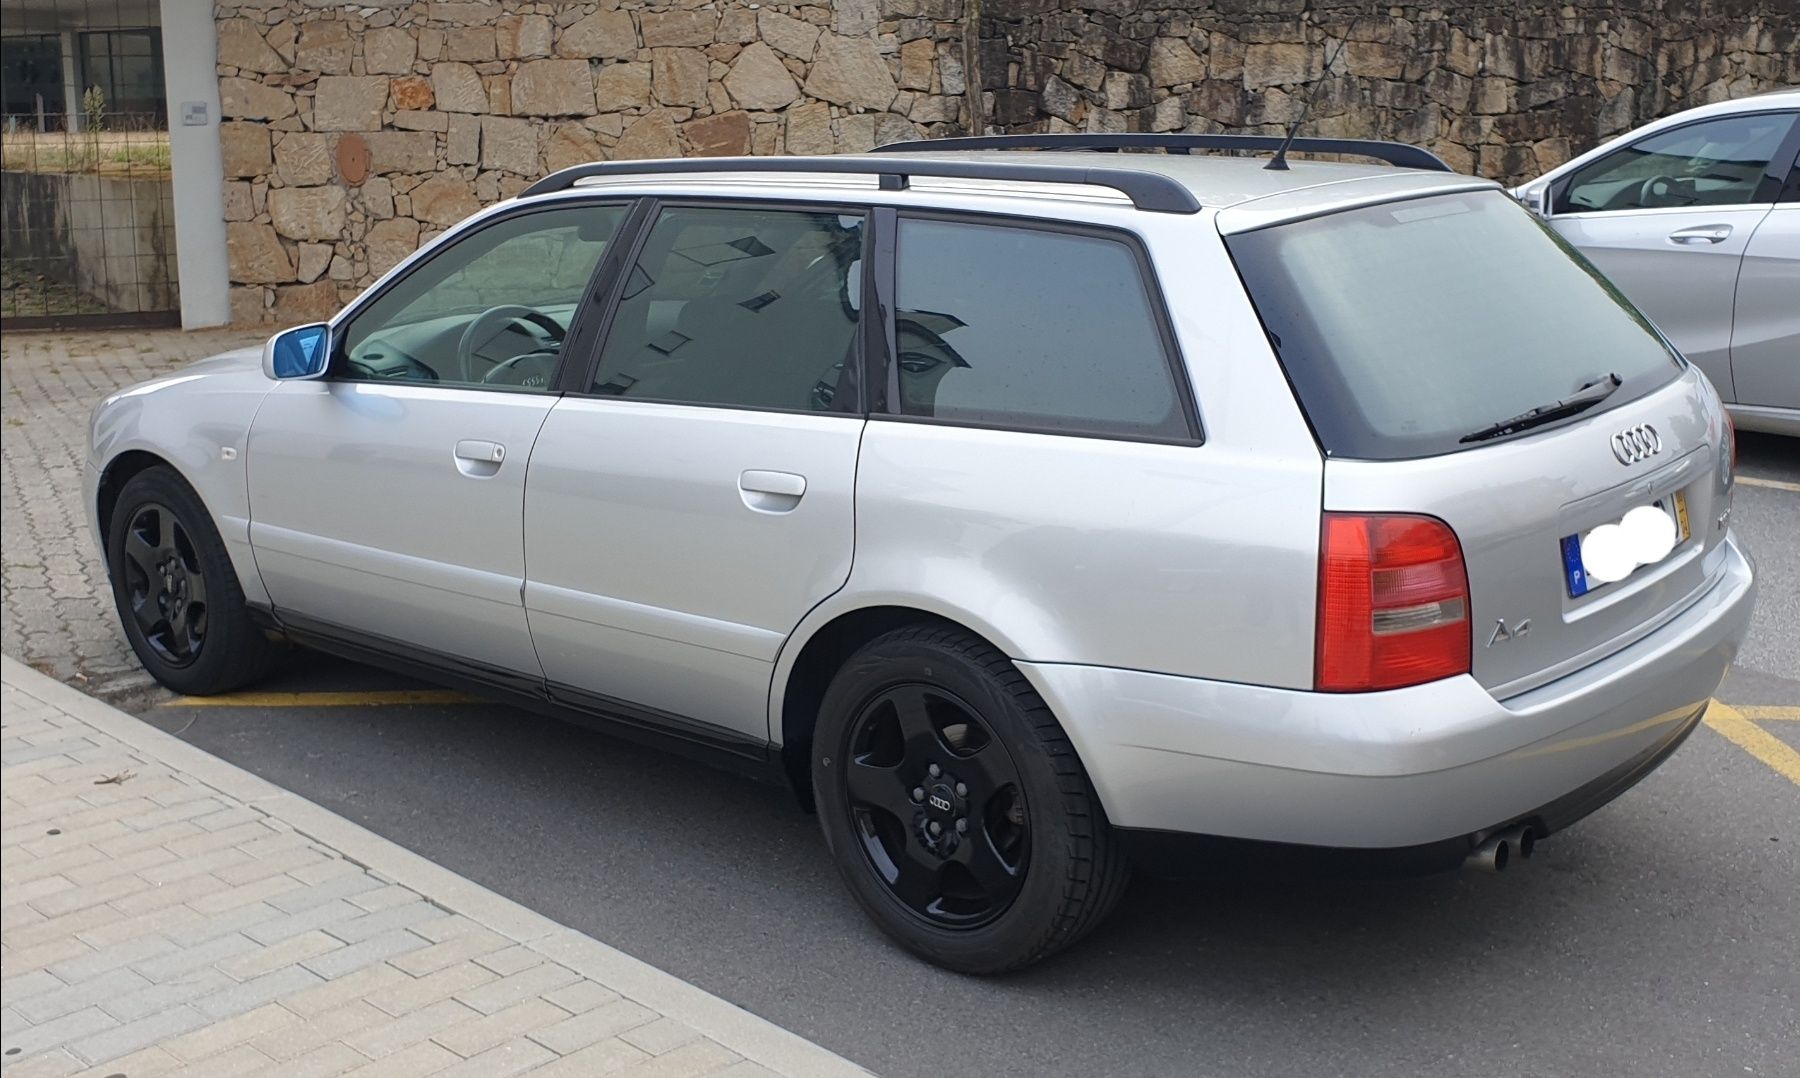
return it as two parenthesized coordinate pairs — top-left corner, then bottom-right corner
(136, 433), (1800, 1077)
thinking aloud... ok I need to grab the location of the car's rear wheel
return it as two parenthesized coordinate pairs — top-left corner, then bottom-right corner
(813, 624), (1129, 973)
(107, 466), (277, 695)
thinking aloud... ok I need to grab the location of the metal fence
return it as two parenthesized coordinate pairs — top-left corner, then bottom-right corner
(3, 0), (178, 329)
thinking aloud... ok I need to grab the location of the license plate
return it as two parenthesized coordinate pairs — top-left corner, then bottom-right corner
(1561, 490), (1689, 598)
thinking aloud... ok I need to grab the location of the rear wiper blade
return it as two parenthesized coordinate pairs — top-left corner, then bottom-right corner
(1459, 373), (1622, 444)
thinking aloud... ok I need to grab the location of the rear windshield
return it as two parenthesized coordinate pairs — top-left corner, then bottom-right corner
(1226, 190), (1683, 460)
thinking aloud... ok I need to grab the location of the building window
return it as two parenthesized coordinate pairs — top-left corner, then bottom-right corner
(78, 29), (164, 125)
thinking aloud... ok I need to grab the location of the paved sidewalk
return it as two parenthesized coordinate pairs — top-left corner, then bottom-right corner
(2, 329), (265, 704)
(1, 656), (867, 1078)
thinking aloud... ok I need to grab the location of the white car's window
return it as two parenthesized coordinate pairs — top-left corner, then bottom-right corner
(891, 218), (1190, 441)
(1557, 111), (1795, 213)
(339, 204), (627, 390)
(588, 206), (864, 412)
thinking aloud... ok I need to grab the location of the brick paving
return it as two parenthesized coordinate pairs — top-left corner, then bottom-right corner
(2, 657), (865, 1078)
(1, 331), (866, 1076)
(1, 328), (265, 705)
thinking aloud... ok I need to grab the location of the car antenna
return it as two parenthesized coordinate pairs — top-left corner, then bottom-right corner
(1265, 15), (1360, 171)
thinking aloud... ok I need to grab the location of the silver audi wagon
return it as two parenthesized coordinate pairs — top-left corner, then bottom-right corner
(87, 135), (1757, 972)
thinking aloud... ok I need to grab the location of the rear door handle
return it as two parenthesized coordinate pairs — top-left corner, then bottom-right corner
(739, 470), (806, 513)
(1668, 224), (1731, 245)
(454, 439), (506, 477)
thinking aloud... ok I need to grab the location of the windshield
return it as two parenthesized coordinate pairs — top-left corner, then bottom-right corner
(1226, 190), (1683, 460)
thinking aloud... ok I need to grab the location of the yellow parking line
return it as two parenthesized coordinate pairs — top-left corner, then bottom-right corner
(1704, 701), (1800, 787)
(1736, 476), (1800, 493)
(1735, 705), (1800, 722)
(162, 690), (484, 708)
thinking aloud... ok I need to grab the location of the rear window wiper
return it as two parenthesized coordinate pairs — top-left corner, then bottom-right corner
(1459, 373), (1622, 444)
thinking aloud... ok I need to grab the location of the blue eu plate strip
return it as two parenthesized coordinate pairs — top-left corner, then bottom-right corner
(1561, 534), (1590, 598)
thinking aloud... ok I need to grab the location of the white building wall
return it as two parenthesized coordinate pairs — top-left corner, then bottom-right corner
(157, 0), (229, 328)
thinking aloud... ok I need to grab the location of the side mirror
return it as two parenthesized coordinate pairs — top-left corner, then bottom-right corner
(1516, 180), (1551, 217)
(263, 323), (330, 380)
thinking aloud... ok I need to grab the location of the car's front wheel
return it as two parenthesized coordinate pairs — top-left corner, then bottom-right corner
(106, 466), (277, 695)
(813, 625), (1130, 973)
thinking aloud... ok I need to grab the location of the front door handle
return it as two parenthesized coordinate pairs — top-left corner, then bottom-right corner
(739, 470), (806, 513)
(454, 439), (506, 477)
(1668, 224), (1732, 245)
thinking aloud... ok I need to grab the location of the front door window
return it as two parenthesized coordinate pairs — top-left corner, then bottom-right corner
(339, 204), (627, 390)
(1556, 113), (1795, 213)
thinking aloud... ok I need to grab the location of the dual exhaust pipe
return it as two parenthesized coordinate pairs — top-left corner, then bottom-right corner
(1465, 824), (1537, 873)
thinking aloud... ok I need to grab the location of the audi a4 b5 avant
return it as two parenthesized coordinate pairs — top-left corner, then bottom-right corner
(88, 135), (1756, 973)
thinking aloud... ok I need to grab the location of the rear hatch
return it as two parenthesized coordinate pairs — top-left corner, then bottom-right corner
(1224, 187), (1734, 698)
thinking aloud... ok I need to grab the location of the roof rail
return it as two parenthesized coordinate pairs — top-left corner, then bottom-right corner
(872, 133), (1455, 173)
(516, 155), (1202, 213)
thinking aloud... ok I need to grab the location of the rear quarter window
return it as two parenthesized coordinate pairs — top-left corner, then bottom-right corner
(892, 217), (1193, 441)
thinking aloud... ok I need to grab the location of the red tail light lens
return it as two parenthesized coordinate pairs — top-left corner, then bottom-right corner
(1317, 514), (1471, 692)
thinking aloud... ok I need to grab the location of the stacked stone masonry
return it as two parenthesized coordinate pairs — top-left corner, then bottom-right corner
(217, 0), (1797, 325)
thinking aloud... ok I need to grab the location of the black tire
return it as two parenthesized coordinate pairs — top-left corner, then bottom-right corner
(106, 466), (278, 695)
(812, 624), (1130, 973)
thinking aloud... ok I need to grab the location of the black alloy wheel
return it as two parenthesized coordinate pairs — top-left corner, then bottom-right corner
(814, 625), (1130, 974)
(119, 502), (208, 667)
(106, 466), (278, 695)
(844, 683), (1030, 928)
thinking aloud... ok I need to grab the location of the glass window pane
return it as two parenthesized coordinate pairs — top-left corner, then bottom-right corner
(589, 206), (864, 411)
(1227, 191), (1681, 460)
(341, 204), (627, 390)
(1560, 112), (1795, 212)
(892, 219), (1186, 440)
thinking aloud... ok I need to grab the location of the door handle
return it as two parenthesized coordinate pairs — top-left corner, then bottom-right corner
(739, 470), (806, 513)
(1668, 224), (1731, 245)
(454, 439), (506, 477)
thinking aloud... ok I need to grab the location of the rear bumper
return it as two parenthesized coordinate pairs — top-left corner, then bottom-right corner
(1017, 532), (1756, 850)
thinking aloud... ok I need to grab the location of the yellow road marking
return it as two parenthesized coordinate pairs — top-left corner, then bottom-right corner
(1736, 476), (1800, 493)
(1735, 705), (1800, 722)
(1704, 701), (1800, 787)
(163, 690), (484, 708)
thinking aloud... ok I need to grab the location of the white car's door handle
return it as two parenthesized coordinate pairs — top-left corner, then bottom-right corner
(1668, 224), (1732, 245)
(739, 470), (806, 513)
(454, 439), (506, 477)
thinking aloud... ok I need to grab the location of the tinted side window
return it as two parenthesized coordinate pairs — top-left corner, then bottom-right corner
(891, 218), (1188, 440)
(1558, 112), (1795, 213)
(340, 204), (626, 390)
(588, 206), (864, 412)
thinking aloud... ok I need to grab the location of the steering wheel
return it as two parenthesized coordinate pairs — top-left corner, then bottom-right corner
(456, 305), (565, 383)
(1636, 175), (1678, 208)
(480, 351), (558, 389)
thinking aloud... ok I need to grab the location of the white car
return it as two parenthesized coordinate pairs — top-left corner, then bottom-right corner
(1514, 89), (1800, 435)
(88, 136), (1756, 972)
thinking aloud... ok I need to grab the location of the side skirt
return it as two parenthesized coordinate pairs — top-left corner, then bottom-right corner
(258, 605), (782, 784)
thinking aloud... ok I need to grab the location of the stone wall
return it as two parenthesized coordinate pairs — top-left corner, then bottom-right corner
(970, 0), (1796, 178)
(215, 0), (1797, 326)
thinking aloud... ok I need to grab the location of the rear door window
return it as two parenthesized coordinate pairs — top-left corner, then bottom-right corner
(587, 205), (864, 412)
(891, 218), (1192, 441)
(1227, 190), (1682, 460)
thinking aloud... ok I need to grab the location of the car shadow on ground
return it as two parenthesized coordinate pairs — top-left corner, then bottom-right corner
(164, 649), (1700, 994)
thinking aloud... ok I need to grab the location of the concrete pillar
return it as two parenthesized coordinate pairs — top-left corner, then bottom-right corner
(158, 0), (231, 328)
(59, 31), (81, 133)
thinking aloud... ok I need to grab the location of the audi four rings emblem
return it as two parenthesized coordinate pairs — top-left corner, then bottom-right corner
(1610, 424), (1662, 465)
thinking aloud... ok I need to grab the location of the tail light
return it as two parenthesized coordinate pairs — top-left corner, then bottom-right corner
(1317, 514), (1471, 692)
